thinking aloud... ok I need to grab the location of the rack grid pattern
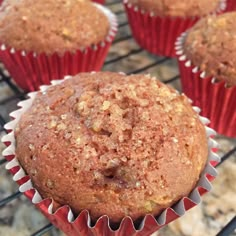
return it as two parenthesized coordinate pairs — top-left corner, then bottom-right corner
(0, 1), (235, 235)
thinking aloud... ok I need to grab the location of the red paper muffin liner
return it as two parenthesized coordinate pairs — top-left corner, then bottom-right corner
(176, 32), (236, 138)
(1, 73), (220, 236)
(226, 0), (236, 11)
(123, 0), (226, 58)
(0, 4), (117, 92)
(93, 0), (105, 4)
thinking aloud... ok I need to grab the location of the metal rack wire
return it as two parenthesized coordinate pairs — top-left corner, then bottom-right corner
(0, 0), (235, 235)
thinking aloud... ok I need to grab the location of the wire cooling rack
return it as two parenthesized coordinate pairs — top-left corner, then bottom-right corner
(0, 0), (235, 235)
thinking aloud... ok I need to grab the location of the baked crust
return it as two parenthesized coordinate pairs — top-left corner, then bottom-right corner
(15, 72), (208, 222)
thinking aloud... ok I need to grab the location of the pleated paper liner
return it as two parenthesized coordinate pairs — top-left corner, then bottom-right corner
(123, 0), (227, 58)
(1, 73), (220, 236)
(93, 0), (105, 4)
(0, 4), (117, 92)
(226, 0), (236, 11)
(176, 32), (236, 138)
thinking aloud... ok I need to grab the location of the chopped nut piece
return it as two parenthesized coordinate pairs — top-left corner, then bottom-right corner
(141, 111), (149, 121)
(42, 144), (49, 151)
(76, 101), (87, 114)
(61, 114), (67, 120)
(62, 28), (70, 37)
(56, 123), (66, 131)
(83, 146), (97, 159)
(107, 159), (120, 168)
(101, 100), (111, 110)
(172, 137), (178, 143)
(29, 144), (35, 151)
(47, 117), (58, 129)
(94, 171), (103, 180)
(121, 156), (127, 162)
(46, 179), (54, 189)
(76, 137), (81, 145)
(144, 201), (153, 212)
(139, 99), (149, 107)
(64, 132), (72, 140)
(64, 87), (74, 97)
(31, 169), (37, 175)
(92, 120), (102, 132)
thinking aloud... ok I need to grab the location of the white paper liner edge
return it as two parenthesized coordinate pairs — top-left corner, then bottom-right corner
(1, 73), (220, 232)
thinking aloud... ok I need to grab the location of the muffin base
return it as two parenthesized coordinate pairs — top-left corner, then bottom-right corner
(176, 33), (236, 138)
(2, 73), (220, 236)
(0, 4), (117, 92)
(124, 0), (226, 58)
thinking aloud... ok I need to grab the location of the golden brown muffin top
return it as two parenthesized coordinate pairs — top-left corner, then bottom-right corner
(127, 0), (221, 17)
(15, 72), (208, 222)
(0, 0), (109, 55)
(184, 12), (236, 87)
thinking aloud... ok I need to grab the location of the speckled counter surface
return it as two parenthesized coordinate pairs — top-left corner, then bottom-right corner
(0, 0), (235, 236)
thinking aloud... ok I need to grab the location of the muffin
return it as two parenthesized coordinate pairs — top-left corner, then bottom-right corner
(0, 0), (117, 91)
(124, 0), (224, 57)
(2, 72), (219, 235)
(177, 12), (236, 137)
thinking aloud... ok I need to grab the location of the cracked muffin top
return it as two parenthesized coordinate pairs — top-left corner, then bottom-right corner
(127, 0), (221, 17)
(0, 0), (109, 55)
(184, 12), (236, 87)
(15, 72), (208, 222)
